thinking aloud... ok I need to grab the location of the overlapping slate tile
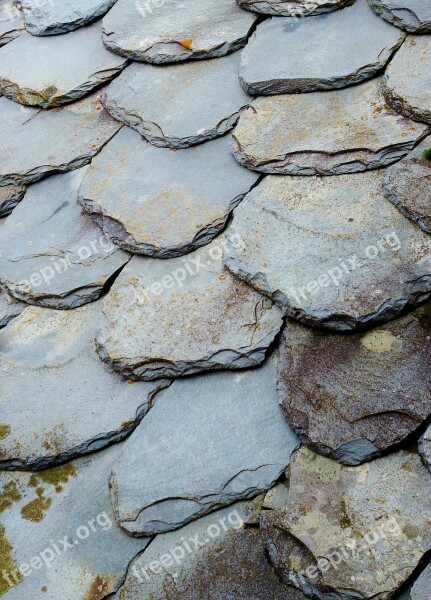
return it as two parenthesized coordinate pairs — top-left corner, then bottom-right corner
(238, 0), (351, 16)
(102, 0), (257, 63)
(369, 0), (431, 33)
(0, 184), (25, 217)
(17, 0), (118, 35)
(96, 239), (283, 379)
(240, 0), (405, 95)
(0, 169), (130, 309)
(0, 91), (121, 186)
(0, 287), (25, 328)
(384, 137), (431, 234)
(278, 303), (431, 466)
(113, 498), (307, 600)
(411, 565), (431, 600)
(0, 301), (170, 469)
(232, 78), (428, 175)
(78, 128), (259, 256)
(0, 0), (23, 46)
(110, 354), (298, 535)
(419, 425), (431, 473)
(0, 22), (127, 108)
(104, 53), (251, 148)
(0, 445), (151, 599)
(224, 171), (431, 331)
(261, 447), (431, 600)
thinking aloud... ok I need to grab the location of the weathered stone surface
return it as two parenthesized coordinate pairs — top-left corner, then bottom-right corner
(261, 447), (431, 600)
(96, 240), (284, 379)
(384, 137), (431, 234)
(104, 52), (251, 148)
(0, 169), (130, 309)
(238, 0), (351, 16)
(419, 425), (431, 473)
(0, 183), (25, 217)
(411, 565), (431, 600)
(17, 0), (117, 35)
(384, 36), (431, 124)
(79, 128), (259, 256)
(233, 78), (428, 175)
(0, 0), (23, 46)
(0, 302), (170, 469)
(113, 499), (307, 600)
(369, 0), (431, 33)
(0, 445), (150, 599)
(0, 91), (121, 186)
(0, 22), (127, 108)
(224, 171), (431, 331)
(278, 303), (431, 465)
(0, 287), (25, 328)
(240, 0), (405, 95)
(102, 0), (257, 63)
(111, 353), (299, 535)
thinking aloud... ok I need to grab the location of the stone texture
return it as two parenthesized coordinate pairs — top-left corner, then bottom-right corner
(0, 183), (25, 217)
(104, 52), (251, 148)
(0, 22), (127, 108)
(278, 303), (431, 465)
(384, 137), (431, 234)
(113, 499), (307, 600)
(411, 565), (431, 600)
(0, 287), (25, 328)
(419, 425), (431, 474)
(0, 445), (150, 599)
(102, 0), (257, 63)
(238, 0), (351, 16)
(17, 0), (118, 35)
(79, 128), (259, 257)
(240, 0), (405, 95)
(384, 36), (431, 124)
(0, 169), (130, 309)
(96, 240), (284, 379)
(369, 0), (431, 33)
(0, 91), (121, 187)
(110, 353), (299, 535)
(261, 447), (431, 600)
(232, 78), (428, 175)
(0, 302), (170, 469)
(224, 171), (431, 331)
(0, 0), (23, 46)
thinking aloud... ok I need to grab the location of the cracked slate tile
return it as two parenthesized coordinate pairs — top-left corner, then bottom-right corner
(0, 287), (25, 328)
(277, 303), (431, 466)
(103, 52), (251, 148)
(232, 78), (428, 175)
(102, 0), (257, 63)
(16, 0), (118, 36)
(0, 183), (25, 217)
(384, 35), (431, 124)
(96, 239), (284, 380)
(112, 498), (307, 600)
(0, 169), (130, 309)
(384, 137), (431, 234)
(0, 301), (170, 469)
(110, 353), (299, 535)
(224, 171), (431, 331)
(0, 91), (121, 187)
(0, 445), (151, 599)
(411, 564), (430, 600)
(240, 0), (405, 95)
(369, 0), (431, 33)
(78, 128), (259, 257)
(238, 0), (351, 16)
(260, 447), (431, 600)
(0, 22), (127, 108)
(0, 0), (23, 46)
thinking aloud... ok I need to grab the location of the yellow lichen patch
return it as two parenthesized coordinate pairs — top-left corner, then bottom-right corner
(0, 424), (11, 441)
(0, 481), (22, 514)
(20, 488), (52, 523)
(0, 524), (23, 596)
(38, 462), (77, 486)
(180, 39), (193, 49)
(84, 574), (110, 600)
(360, 330), (396, 353)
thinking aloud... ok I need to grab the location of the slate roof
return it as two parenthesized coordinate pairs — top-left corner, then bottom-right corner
(0, 0), (430, 598)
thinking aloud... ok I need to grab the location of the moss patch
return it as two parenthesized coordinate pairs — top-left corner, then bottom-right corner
(0, 524), (22, 596)
(38, 462), (77, 486)
(0, 424), (11, 441)
(20, 488), (52, 523)
(423, 148), (431, 161)
(0, 481), (22, 514)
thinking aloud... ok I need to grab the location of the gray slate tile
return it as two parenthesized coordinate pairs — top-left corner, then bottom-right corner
(96, 240), (284, 379)
(384, 35), (431, 124)
(240, 0), (405, 95)
(0, 169), (130, 309)
(0, 301), (169, 469)
(238, 0), (351, 16)
(369, 0), (431, 33)
(78, 128), (259, 256)
(104, 52), (251, 148)
(232, 78), (428, 175)
(0, 287), (25, 328)
(278, 304), (431, 466)
(0, 0), (23, 46)
(411, 565), (431, 600)
(110, 353), (299, 534)
(0, 91), (121, 186)
(0, 183), (25, 217)
(384, 137), (431, 234)
(0, 22), (127, 108)
(224, 171), (431, 331)
(102, 0), (257, 62)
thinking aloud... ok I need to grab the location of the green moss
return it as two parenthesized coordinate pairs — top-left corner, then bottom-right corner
(0, 424), (11, 441)
(423, 148), (431, 161)
(0, 481), (22, 514)
(0, 524), (22, 596)
(38, 462), (77, 486)
(20, 488), (52, 523)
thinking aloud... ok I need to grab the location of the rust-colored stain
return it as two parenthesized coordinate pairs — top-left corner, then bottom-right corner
(84, 575), (110, 600)
(180, 39), (193, 49)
